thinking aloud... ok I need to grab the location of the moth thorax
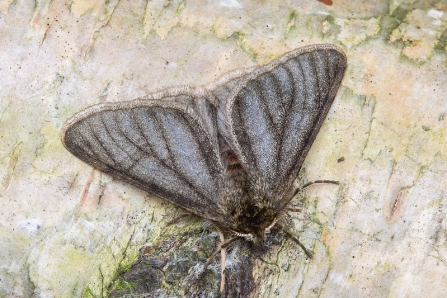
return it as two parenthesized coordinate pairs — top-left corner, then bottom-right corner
(228, 200), (278, 245)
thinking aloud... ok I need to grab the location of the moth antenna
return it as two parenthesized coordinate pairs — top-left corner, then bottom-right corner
(292, 180), (339, 198)
(276, 223), (313, 259)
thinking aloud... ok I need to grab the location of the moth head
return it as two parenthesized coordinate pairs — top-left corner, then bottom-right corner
(219, 175), (281, 245)
(234, 217), (279, 245)
(225, 199), (279, 245)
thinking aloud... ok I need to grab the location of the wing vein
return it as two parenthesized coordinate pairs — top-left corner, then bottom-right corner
(130, 107), (205, 200)
(100, 112), (141, 171)
(87, 116), (118, 167)
(154, 110), (209, 201)
(235, 99), (257, 173)
(256, 78), (277, 142)
(179, 112), (217, 199)
(110, 111), (154, 172)
(314, 52), (322, 108)
(297, 58), (306, 110)
(274, 65), (293, 184)
(130, 108), (161, 162)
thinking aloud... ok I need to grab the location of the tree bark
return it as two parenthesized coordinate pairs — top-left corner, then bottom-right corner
(1, 0), (446, 297)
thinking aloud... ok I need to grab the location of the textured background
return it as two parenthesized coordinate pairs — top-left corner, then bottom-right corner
(0, 0), (446, 297)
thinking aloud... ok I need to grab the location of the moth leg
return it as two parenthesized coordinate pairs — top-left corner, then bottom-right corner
(285, 207), (302, 213)
(292, 179), (339, 198)
(165, 213), (192, 226)
(218, 229), (226, 293)
(277, 223), (313, 259)
(200, 236), (239, 283)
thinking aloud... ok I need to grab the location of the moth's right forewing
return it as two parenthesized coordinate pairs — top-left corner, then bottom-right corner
(213, 44), (347, 199)
(61, 88), (226, 221)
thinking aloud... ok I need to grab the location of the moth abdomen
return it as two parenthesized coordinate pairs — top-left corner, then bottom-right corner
(218, 134), (246, 180)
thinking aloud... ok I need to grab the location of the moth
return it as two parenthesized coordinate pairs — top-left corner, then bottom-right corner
(61, 43), (346, 292)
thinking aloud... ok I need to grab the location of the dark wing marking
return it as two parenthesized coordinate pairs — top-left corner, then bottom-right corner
(213, 44), (346, 204)
(61, 87), (225, 221)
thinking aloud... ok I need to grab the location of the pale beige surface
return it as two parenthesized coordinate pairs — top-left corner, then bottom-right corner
(0, 0), (446, 297)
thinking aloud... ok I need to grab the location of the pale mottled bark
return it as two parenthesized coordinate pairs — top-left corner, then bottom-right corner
(1, 0), (446, 297)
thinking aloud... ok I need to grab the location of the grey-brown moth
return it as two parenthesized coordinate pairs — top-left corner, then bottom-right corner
(61, 43), (346, 292)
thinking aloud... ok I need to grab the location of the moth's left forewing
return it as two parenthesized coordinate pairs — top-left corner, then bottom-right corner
(61, 87), (227, 222)
(211, 44), (347, 205)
